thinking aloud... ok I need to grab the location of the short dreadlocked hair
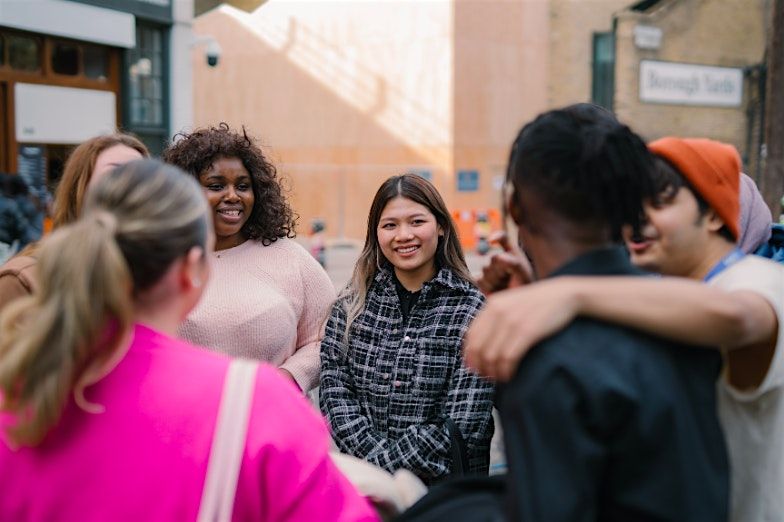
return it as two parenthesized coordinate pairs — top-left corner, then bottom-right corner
(162, 123), (297, 245)
(507, 103), (657, 241)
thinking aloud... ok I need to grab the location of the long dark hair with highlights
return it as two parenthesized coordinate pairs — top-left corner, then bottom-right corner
(341, 174), (471, 336)
(162, 123), (297, 245)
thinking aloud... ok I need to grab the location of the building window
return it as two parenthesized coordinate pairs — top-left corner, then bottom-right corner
(457, 170), (480, 192)
(592, 32), (615, 110)
(48, 40), (110, 81)
(1, 30), (114, 83)
(128, 26), (164, 127)
(83, 45), (109, 81)
(125, 24), (168, 155)
(8, 34), (40, 72)
(51, 42), (80, 76)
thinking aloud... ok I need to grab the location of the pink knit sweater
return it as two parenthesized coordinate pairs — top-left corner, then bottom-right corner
(179, 238), (335, 391)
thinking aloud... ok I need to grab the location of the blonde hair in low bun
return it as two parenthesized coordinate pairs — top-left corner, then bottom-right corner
(0, 159), (208, 447)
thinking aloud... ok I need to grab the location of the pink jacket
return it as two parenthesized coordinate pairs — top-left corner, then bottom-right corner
(0, 324), (378, 522)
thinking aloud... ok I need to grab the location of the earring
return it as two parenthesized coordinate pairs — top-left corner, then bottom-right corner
(192, 277), (202, 289)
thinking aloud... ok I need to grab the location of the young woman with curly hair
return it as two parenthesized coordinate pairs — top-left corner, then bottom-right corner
(163, 123), (335, 391)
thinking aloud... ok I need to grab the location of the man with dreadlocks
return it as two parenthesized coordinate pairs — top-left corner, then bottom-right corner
(481, 105), (729, 521)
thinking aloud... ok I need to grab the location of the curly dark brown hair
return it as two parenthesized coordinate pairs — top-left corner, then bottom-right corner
(162, 123), (297, 245)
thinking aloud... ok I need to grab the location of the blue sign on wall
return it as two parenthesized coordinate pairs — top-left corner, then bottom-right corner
(457, 169), (479, 192)
(413, 169), (432, 182)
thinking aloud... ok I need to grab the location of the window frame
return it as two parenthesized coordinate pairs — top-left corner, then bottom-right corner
(121, 22), (169, 155)
(591, 31), (616, 111)
(0, 29), (119, 91)
(3, 32), (43, 75)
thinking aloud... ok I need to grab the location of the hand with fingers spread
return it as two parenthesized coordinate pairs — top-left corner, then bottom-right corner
(463, 277), (579, 381)
(476, 231), (533, 296)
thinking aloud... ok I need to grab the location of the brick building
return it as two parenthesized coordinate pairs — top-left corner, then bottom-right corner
(193, 0), (625, 241)
(605, 0), (770, 179)
(0, 0), (195, 194)
(192, 0), (770, 242)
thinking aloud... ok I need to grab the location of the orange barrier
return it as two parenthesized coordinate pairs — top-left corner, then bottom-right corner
(450, 208), (502, 251)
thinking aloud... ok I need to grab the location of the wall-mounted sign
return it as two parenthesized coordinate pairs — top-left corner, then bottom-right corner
(15, 83), (116, 144)
(413, 169), (432, 182)
(0, 0), (135, 48)
(639, 60), (743, 108)
(634, 25), (662, 50)
(457, 170), (479, 192)
(71, 0), (172, 24)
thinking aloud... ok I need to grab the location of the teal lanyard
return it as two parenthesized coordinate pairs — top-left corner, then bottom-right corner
(703, 248), (744, 282)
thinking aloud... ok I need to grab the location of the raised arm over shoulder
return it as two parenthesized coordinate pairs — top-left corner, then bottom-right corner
(464, 274), (778, 382)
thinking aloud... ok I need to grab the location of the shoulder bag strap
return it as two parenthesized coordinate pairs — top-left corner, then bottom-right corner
(444, 416), (469, 476)
(198, 359), (258, 522)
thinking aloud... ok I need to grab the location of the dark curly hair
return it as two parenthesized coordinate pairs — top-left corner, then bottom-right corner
(162, 123), (297, 245)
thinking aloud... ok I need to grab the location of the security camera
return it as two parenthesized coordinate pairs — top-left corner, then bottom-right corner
(192, 35), (222, 68)
(205, 40), (222, 68)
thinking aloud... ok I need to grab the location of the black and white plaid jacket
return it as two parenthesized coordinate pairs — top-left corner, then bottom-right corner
(319, 267), (495, 483)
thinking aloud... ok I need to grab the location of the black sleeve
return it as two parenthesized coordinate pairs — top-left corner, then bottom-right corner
(499, 340), (629, 522)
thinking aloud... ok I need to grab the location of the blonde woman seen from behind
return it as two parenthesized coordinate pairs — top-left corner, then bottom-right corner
(0, 159), (378, 522)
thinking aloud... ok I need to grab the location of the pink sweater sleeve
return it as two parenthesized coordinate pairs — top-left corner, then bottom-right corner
(237, 366), (378, 522)
(278, 247), (337, 391)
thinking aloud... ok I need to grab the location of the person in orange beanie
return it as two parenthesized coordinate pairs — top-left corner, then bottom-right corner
(466, 136), (784, 521)
(648, 137), (741, 237)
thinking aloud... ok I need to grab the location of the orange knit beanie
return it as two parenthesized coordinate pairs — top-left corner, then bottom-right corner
(648, 137), (741, 240)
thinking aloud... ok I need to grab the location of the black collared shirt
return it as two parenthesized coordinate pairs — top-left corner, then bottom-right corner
(393, 274), (421, 323)
(500, 247), (729, 522)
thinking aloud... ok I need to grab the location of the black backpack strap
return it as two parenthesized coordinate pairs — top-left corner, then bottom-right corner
(444, 416), (469, 476)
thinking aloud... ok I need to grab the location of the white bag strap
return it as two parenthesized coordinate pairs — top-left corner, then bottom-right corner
(198, 359), (258, 522)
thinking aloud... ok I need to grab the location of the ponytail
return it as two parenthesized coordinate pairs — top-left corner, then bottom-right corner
(0, 158), (207, 447)
(0, 211), (133, 446)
